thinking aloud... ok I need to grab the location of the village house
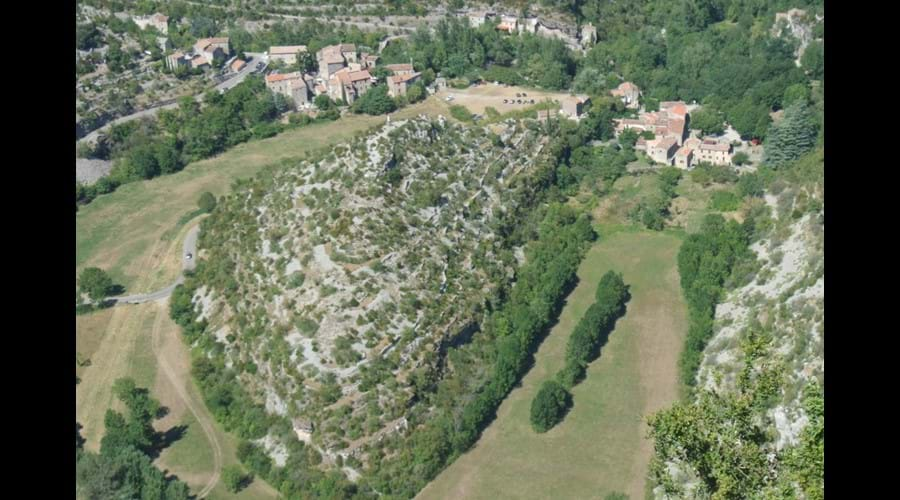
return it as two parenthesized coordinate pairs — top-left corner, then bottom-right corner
(266, 72), (312, 109)
(231, 59), (247, 72)
(133, 13), (169, 34)
(316, 44), (358, 79)
(327, 68), (373, 104)
(648, 137), (679, 164)
(269, 45), (308, 66)
(671, 137), (733, 168)
(693, 139), (733, 165)
(610, 82), (641, 109)
(189, 55), (210, 70)
(660, 101), (689, 119)
(559, 95), (591, 120)
(387, 72), (422, 97)
(193, 37), (231, 66)
(674, 144), (694, 169)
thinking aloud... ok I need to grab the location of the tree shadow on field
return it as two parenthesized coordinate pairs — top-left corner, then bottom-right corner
(516, 274), (581, 388)
(150, 424), (188, 457)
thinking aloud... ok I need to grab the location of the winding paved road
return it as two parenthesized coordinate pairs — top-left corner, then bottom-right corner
(77, 53), (267, 149)
(102, 225), (199, 306)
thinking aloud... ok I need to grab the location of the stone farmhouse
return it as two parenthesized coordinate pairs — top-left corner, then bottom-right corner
(269, 45), (308, 66)
(266, 72), (314, 109)
(327, 68), (374, 104)
(648, 137), (679, 164)
(673, 138), (734, 169)
(610, 81), (641, 109)
(164, 37), (229, 72)
(316, 44), (362, 79)
(193, 37), (231, 66)
(387, 72), (422, 97)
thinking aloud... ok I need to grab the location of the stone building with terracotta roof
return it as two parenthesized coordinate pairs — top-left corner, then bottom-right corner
(387, 72), (422, 97)
(269, 45), (308, 66)
(327, 68), (373, 104)
(266, 72), (312, 109)
(648, 137), (679, 164)
(316, 44), (359, 79)
(193, 37), (230, 66)
(610, 82), (641, 109)
(385, 63), (415, 76)
(230, 59), (247, 72)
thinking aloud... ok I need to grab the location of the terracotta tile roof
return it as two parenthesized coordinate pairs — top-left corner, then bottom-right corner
(153, 14), (168, 23)
(340, 44), (356, 52)
(321, 53), (345, 64)
(347, 70), (372, 82)
(231, 59), (246, 71)
(676, 146), (692, 156)
(190, 55), (208, 67)
(388, 72), (421, 84)
(266, 72), (303, 83)
(386, 63), (413, 72)
(654, 137), (678, 150)
(618, 81), (638, 92)
(270, 45), (308, 55)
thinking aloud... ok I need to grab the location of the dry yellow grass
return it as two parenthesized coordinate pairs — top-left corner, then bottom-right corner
(434, 84), (573, 115)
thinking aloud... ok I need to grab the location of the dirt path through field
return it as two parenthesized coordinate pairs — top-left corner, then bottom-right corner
(150, 302), (224, 498)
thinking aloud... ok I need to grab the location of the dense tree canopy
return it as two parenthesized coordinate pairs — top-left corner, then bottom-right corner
(78, 267), (115, 301)
(763, 101), (818, 168)
(530, 380), (571, 433)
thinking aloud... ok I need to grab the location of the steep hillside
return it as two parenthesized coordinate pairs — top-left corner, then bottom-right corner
(649, 150), (824, 499)
(184, 115), (556, 481)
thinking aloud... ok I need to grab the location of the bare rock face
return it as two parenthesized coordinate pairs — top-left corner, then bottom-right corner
(193, 116), (550, 470)
(771, 8), (824, 64)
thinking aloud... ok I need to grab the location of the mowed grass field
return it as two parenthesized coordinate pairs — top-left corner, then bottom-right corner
(417, 227), (688, 500)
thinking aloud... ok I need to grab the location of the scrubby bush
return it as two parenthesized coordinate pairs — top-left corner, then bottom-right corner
(530, 380), (571, 433)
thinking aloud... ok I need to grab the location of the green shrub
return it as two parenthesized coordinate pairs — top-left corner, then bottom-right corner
(530, 380), (571, 433)
(709, 190), (740, 212)
(449, 105), (474, 123)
